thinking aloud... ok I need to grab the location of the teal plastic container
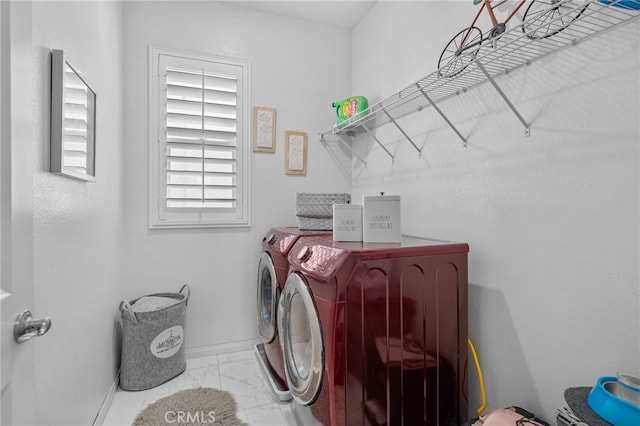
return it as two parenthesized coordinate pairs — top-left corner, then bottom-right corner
(587, 376), (640, 426)
(598, 0), (640, 9)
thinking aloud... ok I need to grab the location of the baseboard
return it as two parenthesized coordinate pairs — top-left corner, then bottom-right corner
(185, 338), (260, 359)
(92, 369), (120, 426)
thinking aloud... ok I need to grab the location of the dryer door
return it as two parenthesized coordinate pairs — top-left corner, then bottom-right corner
(256, 252), (278, 343)
(278, 272), (324, 406)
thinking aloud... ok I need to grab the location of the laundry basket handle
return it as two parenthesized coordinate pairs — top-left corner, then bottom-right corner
(179, 284), (191, 306)
(119, 300), (138, 324)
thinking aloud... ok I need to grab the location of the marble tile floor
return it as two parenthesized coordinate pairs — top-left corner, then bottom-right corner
(103, 349), (298, 426)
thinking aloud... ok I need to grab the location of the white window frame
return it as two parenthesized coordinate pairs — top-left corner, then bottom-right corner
(148, 46), (251, 229)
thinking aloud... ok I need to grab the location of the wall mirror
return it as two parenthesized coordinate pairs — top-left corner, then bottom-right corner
(50, 49), (96, 181)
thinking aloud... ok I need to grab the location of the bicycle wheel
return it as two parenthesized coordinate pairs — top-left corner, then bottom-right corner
(438, 26), (483, 78)
(522, 0), (589, 40)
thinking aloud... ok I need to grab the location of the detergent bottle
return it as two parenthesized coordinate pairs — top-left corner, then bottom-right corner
(332, 96), (368, 125)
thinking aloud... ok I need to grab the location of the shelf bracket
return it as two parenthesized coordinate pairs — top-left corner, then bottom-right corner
(382, 108), (422, 156)
(416, 84), (468, 148)
(360, 124), (395, 163)
(320, 135), (352, 181)
(475, 58), (531, 137)
(335, 133), (367, 166)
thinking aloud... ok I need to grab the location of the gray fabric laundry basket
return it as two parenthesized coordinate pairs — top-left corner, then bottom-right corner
(119, 284), (190, 391)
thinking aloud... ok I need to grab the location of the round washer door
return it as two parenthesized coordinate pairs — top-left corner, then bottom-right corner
(278, 272), (324, 406)
(256, 252), (278, 343)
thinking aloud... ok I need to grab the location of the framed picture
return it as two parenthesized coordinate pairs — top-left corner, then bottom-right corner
(50, 49), (97, 182)
(285, 131), (307, 176)
(253, 106), (276, 153)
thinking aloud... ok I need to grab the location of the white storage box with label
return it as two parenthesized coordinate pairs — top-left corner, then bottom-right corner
(333, 204), (363, 241)
(119, 285), (190, 391)
(363, 195), (401, 243)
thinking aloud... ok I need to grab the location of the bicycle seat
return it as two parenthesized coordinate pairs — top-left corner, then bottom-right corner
(473, 0), (483, 4)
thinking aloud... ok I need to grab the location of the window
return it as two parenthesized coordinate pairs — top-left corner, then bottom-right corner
(149, 46), (250, 228)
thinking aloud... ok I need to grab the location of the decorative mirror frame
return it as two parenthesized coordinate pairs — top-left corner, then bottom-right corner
(50, 49), (96, 182)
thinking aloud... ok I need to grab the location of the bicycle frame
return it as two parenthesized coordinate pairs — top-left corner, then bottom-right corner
(458, 0), (529, 53)
(439, 0), (590, 78)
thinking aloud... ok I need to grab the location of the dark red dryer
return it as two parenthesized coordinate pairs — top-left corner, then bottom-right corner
(278, 235), (469, 426)
(254, 227), (329, 401)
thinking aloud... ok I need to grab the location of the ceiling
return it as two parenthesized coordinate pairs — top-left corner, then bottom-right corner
(229, 1), (379, 29)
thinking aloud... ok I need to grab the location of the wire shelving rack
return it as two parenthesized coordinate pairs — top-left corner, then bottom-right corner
(319, 0), (640, 173)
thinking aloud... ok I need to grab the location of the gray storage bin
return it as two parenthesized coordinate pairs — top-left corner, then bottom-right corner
(119, 284), (190, 391)
(295, 193), (351, 230)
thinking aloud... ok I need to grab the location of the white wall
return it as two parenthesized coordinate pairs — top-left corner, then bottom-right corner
(22, 2), (638, 424)
(352, 1), (639, 422)
(31, 1), (124, 424)
(121, 2), (351, 350)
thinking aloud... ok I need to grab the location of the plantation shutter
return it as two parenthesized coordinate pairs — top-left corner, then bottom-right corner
(165, 67), (238, 209)
(150, 48), (250, 228)
(63, 62), (95, 176)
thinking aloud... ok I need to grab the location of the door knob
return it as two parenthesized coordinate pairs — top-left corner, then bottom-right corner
(14, 310), (52, 343)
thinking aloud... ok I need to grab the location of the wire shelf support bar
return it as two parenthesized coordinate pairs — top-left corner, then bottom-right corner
(361, 124), (395, 162)
(382, 108), (423, 156)
(474, 57), (531, 136)
(416, 83), (468, 148)
(335, 133), (367, 166)
(319, 136), (352, 181)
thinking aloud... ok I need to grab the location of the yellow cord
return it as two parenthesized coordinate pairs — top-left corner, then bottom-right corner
(468, 338), (487, 417)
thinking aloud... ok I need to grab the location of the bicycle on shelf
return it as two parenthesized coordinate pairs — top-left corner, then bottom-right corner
(437, 0), (590, 78)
